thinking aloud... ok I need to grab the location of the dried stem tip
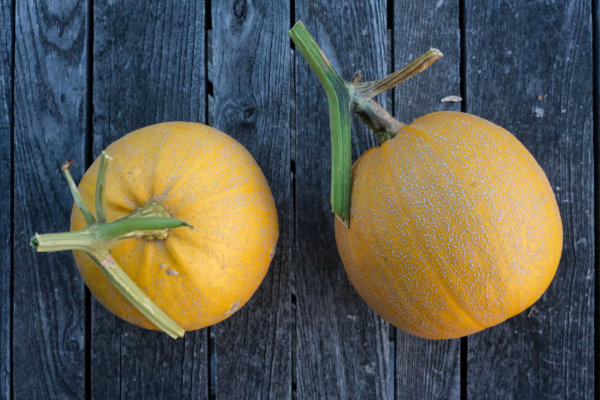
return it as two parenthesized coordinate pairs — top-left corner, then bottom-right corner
(62, 159), (75, 171)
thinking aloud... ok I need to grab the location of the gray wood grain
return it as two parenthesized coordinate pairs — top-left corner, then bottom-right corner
(392, 1), (461, 399)
(212, 1), (292, 398)
(395, 332), (460, 400)
(394, 0), (461, 124)
(13, 0), (88, 398)
(596, 7), (599, 394)
(6, 1), (599, 399)
(0, 0), (11, 399)
(294, 2), (390, 399)
(592, 0), (600, 397)
(92, 1), (208, 398)
(465, 1), (594, 398)
(595, 0), (599, 396)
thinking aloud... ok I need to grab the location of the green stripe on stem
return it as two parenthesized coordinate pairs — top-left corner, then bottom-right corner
(288, 21), (352, 225)
(98, 217), (192, 242)
(95, 151), (112, 223)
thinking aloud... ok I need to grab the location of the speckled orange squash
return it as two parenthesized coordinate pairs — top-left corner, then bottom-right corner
(70, 122), (278, 331)
(335, 111), (562, 339)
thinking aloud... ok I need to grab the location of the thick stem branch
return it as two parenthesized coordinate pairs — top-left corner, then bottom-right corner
(31, 231), (98, 254)
(353, 99), (406, 144)
(289, 21), (353, 226)
(353, 49), (443, 100)
(89, 252), (185, 339)
(98, 216), (192, 242)
(31, 216), (191, 252)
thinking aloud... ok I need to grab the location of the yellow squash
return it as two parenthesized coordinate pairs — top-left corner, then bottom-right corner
(70, 122), (278, 331)
(290, 22), (562, 339)
(335, 112), (562, 339)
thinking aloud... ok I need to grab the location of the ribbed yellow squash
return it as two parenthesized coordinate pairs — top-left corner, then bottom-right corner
(71, 122), (278, 331)
(335, 111), (562, 339)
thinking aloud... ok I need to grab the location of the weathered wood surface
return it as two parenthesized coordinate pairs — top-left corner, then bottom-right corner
(212, 0), (292, 399)
(465, 1), (595, 399)
(92, 1), (208, 398)
(294, 2), (390, 399)
(13, 0), (88, 398)
(0, 0), (11, 399)
(4, 1), (598, 399)
(595, 3), (599, 397)
(392, 1), (462, 398)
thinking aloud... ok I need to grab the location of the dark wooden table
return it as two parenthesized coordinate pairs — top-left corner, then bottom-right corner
(0, 0), (595, 399)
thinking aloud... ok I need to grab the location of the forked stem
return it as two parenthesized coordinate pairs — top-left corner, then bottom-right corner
(31, 154), (191, 339)
(288, 21), (442, 226)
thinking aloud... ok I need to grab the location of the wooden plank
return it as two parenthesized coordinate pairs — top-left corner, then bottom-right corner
(465, 1), (594, 398)
(0, 0), (12, 398)
(595, 1), (599, 397)
(211, 1), (291, 399)
(592, 7), (600, 397)
(294, 3), (390, 399)
(393, 0), (462, 122)
(92, 1), (208, 398)
(12, 0), (88, 398)
(392, 1), (461, 399)
(596, 7), (599, 390)
(395, 332), (459, 399)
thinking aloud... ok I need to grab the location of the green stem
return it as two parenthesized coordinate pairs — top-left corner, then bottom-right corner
(31, 154), (191, 339)
(31, 231), (98, 254)
(289, 21), (442, 226)
(62, 160), (96, 226)
(99, 216), (192, 242)
(288, 21), (353, 226)
(31, 216), (191, 253)
(88, 252), (185, 339)
(95, 152), (112, 223)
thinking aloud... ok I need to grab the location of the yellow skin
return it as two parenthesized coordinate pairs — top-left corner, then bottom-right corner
(71, 122), (278, 331)
(335, 111), (562, 339)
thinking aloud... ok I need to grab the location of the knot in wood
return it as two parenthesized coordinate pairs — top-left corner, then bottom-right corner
(233, 0), (247, 20)
(243, 107), (255, 120)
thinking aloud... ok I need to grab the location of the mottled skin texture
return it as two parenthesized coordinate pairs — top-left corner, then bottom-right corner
(70, 122), (278, 331)
(335, 111), (562, 339)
